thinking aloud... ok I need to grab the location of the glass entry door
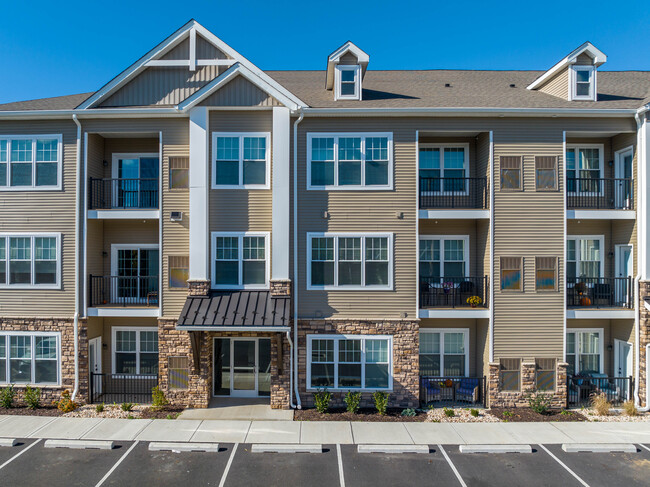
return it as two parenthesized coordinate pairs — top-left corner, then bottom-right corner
(214, 338), (271, 397)
(114, 155), (159, 209)
(112, 246), (159, 304)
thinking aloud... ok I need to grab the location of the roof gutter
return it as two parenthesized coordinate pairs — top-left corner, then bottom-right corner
(0, 108), (185, 120)
(300, 107), (638, 117)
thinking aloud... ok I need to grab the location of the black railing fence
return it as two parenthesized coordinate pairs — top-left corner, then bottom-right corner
(566, 277), (633, 309)
(567, 375), (632, 408)
(420, 376), (487, 407)
(89, 275), (159, 307)
(566, 178), (633, 210)
(89, 178), (158, 210)
(420, 276), (488, 308)
(89, 373), (158, 404)
(419, 177), (489, 209)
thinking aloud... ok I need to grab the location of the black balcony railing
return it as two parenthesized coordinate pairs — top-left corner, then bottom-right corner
(89, 178), (158, 210)
(89, 275), (159, 307)
(419, 177), (489, 209)
(566, 277), (633, 309)
(420, 276), (488, 308)
(420, 376), (487, 407)
(566, 178), (633, 210)
(89, 373), (158, 404)
(567, 375), (632, 408)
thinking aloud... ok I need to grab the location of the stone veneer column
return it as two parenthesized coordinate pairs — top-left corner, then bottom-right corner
(639, 281), (650, 407)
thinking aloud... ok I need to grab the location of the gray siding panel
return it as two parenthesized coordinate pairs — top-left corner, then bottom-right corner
(199, 76), (281, 107)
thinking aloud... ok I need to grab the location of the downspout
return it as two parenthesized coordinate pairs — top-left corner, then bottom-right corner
(286, 331), (296, 409)
(71, 114), (82, 401)
(292, 109), (304, 409)
(488, 131), (495, 362)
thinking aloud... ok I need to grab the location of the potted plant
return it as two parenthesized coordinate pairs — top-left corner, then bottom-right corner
(575, 281), (587, 295)
(442, 281), (453, 294)
(466, 296), (482, 308)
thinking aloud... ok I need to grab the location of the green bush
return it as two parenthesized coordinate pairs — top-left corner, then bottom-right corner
(1, 385), (16, 408)
(527, 390), (553, 415)
(24, 386), (41, 409)
(313, 389), (331, 414)
(95, 403), (105, 413)
(344, 391), (361, 414)
(401, 408), (417, 417)
(151, 386), (170, 410)
(372, 391), (388, 415)
(121, 402), (135, 412)
(470, 409), (479, 417)
(443, 407), (455, 418)
(56, 390), (78, 413)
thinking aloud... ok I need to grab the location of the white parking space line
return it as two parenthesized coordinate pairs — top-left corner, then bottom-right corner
(95, 440), (139, 487)
(539, 444), (589, 487)
(438, 444), (467, 487)
(218, 443), (238, 487)
(336, 444), (345, 487)
(639, 444), (650, 453)
(0, 438), (41, 471)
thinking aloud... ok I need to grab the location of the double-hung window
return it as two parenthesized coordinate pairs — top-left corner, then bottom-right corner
(419, 144), (469, 193)
(308, 335), (392, 390)
(335, 65), (361, 100)
(566, 236), (603, 279)
(212, 133), (269, 188)
(566, 145), (603, 194)
(307, 133), (392, 189)
(113, 327), (158, 375)
(0, 233), (60, 288)
(307, 233), (391, 289)
(566, 329), (603, 376)
(212, 232), (269, 289)
(419, 236), (469, 281)
(571, 65), (596, 101)
(0, 332), (60, 384)
(0, 135), (61, 190)
(419, 330), (468, 377)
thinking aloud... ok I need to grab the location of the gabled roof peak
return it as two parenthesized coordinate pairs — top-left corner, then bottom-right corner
(326, 41), (369, 90)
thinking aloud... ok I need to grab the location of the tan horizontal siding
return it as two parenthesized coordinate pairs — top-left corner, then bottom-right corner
(340, 52), (359, 64)
(199, 76), (281, 107)
(100, 220), (159, 275)
(539, 69), (569, 100)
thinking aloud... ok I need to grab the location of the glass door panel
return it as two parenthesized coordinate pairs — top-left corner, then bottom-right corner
(214, 338), (231, 396)
(258, 339), (271, 397)
(232, 340), (256, 395)
(118, 158), (140, 208)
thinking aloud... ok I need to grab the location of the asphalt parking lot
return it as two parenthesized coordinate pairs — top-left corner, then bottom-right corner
(1, 440), (649, 487)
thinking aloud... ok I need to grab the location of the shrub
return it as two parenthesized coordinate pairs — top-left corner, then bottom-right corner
(151, 386), (170, 410)
(443, 407), (455, 418)
(313, 389), (331, 414)
(590, 392), (611, 416)
(470, 409), (479, 417)
(24, 386), (41, 410)
(0, 385), (16, 408)
(401, 408), (417, 417)
(622, 400), (638, 417)
(373, 391), (388, 415)
(527, 390), (553, 415)
(95, 403), (105, 413)
(121, 402), (135, 412)
(344, 391), (361, 414)
(502, 410), (514, 418)
(56, 390), (78, 413)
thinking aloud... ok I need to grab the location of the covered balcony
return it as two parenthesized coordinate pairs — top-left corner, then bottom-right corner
(419, 276), (488, 309)
(89, 177), (158, 210)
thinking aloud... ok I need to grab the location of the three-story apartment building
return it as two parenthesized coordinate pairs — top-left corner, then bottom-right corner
(1, 20), (649, 410)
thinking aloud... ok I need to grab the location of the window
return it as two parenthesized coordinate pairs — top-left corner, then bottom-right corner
(500, 358), (520, 391)
(335, 65), (361, 100)
(168, 356), (189, 390)
(566, 330), (603, 376)
(307, 133), (392, 189)
(500, 156), (522, 190)
(536, 358), (556, 391)
(212, 133), (269, 188)
(566, 236), (603, 279)
(212, 232), (269, 289)
(307, 335), (391, 390)
(0, 332), (60, 384)
(0, 234), (60, 288)
(0, 135), (61, 190)
(168, 256), (189, 289)
(419, 236), (469, 280)
(566, 145), (603, 194)
(500, 257), (522, 291)
(535, 156), (557, 191)
(536, 257), (557, 291)
(307, 233), (391, 289)
(113, 327), (158, 375)
(419, 330), (468, 377)
(571, 66), (595, 101)
(169, 156), (189, 189)
(419, 144), (469, 192)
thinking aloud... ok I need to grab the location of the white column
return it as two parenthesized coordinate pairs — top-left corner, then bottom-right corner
(272, 106), (291, 280)
(189, 107), (209, 281)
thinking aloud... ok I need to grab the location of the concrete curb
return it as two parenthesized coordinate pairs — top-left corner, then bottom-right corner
(561, 443), (637, 453)
(149, 442), (220, 452)
(358, 444), (430, 454)
(44, 439), (115, 450)
(251, 444), (322, 453)
(459, 444), (532, 454)
(0, 438), (18, 447)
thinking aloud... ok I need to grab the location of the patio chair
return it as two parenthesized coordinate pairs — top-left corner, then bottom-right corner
(458, 281), (474, 306)
(589, 373), (620, 401)
(456, 378), (480, 403)
(593, 283), (611, 306)
(421, 377), (442, 403)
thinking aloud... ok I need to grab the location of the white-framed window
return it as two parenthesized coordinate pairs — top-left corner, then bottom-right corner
(570, 65), (596, 101)
(566, 145), (604, 194)
(419, 329), (469, 377)
(112, 327), (158, 375)
(211, 232), (269, 289)
(419, 236), (469, 279)
(419, 144), (469, 193)
(566, 329), (603, 375)
(566, 236), (604, 279)
(0, 233), (61, 289)
(0, 135), (62, 190)
(212, 132), (270, 189)
(307, 233), (392, 290)
(0, 331), (60, 385)
(335, 65), (361, 100)
(307, 335), (392, 390)
(307, 133), (392, 190)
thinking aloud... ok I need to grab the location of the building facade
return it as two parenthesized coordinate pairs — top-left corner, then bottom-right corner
(1, 20), (649, 410)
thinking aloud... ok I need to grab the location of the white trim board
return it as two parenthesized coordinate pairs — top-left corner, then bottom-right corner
(566, 309), (635, 319)
(419, 209), (489, 219)
(566, 210), (635, 220)
(419, 309), (490, 319)
(87, 307), (160, 317)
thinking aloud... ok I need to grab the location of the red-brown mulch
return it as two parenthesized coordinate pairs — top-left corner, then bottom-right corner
(0, 406), (63, 417)
(490, 407), (586, 422)
(140, 407), (185, 419)
(295, 408), (426, 422)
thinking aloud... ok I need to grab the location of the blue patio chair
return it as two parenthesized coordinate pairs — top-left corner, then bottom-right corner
(456, 378), (480, 403)
(589, 373), (619, 400)
(421, 377), (442, 402)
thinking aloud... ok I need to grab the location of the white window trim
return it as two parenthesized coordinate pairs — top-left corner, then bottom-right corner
(419, 235), (471, 278)
(0, 134), (63, 191)
(110, 153), (160, 179)
(0, 331), (61, 385)
(306, 132), (393, 190)
(334, 65), (362, 101)
(211, 231), (270, 290)
(566, 328), (604, 374)
(211, 132), (270, 189)
(306, 232), (393, 291)
(110, 244), (160, 276)
(0, 232), (62, 289)
(569, 65), (596, 101)
(566, 235), (605, 278)
(111, 326), (158, 376)
(419, 143), (470, 195)
(306, 334), (393, 391)
(566, 144), (605, 195)
(419, 328), (470, 377)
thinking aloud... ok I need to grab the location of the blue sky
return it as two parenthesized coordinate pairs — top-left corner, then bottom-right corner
(1, 0), (648, 104)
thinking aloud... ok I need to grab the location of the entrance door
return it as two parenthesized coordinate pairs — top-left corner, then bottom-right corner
(213, 338), (271, 397)
(614, 339), (632, 399)
(89, 337), (102, 396)
(112, 154), (159, 209)
(615, 244), (633, 306)
(615, 148), (633, 209)
(232, 339), (257, 397)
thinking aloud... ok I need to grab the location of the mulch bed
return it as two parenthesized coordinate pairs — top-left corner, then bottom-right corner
(0, 406), (63, 417)
(490, 407), (586, 422)
(140, 407), (185, 419)
(295, 408), (426, 422)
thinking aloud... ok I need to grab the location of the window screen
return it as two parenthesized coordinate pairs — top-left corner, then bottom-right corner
(501, 257), (522, 291)
(169, 256), (189, 288)
(535, 257), (557, 291)
(169, 157), (189, 189)
(535, 358), (556, 391)
(500, 358), (520, 391)
(168, 356), (189, 390)
(500, 156), (522, 190)
(535, 156), (557, 191)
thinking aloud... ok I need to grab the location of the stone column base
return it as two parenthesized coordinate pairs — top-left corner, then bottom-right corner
(488, 360), (567, 409)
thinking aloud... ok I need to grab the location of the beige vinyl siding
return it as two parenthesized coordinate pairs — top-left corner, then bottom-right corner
(86, 220), (104, 277)
(539, 69), (569, 100)
(87, 134), (105, 180)
(196, 34), (230, 60)
(199, 76), (282, 107)
(100, 220), (159, 275)
(0, 120), (77, 317)
(575, 53), (594, 65)
(566, 319), (634, 375)
(476, 132), (490, 182)
(340, 53), (359, 64)
(161, 38), (189, 60)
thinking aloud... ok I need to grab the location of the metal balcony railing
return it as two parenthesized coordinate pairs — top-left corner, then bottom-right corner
(566, 277), (633, 309)
(89, 275), (159, 307)
(419, 276), (488, 308)
(419, 177), (489, 209)
(566, 178), (633, 210)
(89, 178), (158, 210)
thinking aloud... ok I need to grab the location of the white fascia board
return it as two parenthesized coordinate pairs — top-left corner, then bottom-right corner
(419, 209), (489, 219)
(566, 209), (636, 220)
(566, 309), (635, 320)
(301, 107), (636, 117)
(0, 108), (184, 120)
(177, 326), (291, 332)
(88, 210), (160, 219)
(88, 307), (160, 317)
(419, 309), (490, 319)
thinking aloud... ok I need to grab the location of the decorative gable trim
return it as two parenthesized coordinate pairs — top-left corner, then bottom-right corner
(326, 41), (369, 90)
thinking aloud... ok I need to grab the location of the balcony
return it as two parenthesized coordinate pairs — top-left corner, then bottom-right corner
(88, 178), (159, 218)
(420, 276), (488, 318)
(566, 178), (634, 218)
(419, 177), (489, 219)
(566, 277), (633, 313)
(88, 275), (159, 316)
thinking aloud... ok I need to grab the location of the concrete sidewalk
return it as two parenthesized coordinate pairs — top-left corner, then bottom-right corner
(1, 415), (649, 445)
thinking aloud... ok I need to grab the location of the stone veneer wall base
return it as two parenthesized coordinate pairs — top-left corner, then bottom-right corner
(488, 361), (568, 409)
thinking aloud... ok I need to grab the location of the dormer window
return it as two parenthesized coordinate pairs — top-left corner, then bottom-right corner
(571, 65), (596, 101)
(335, 65), (361, 100)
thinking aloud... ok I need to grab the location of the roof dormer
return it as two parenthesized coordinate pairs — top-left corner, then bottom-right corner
(326, 41), (369, 101)
(527, 42), (607, 102)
